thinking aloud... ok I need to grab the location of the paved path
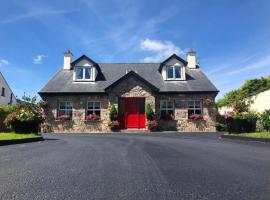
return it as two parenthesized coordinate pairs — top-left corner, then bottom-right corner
(0, 133), (270, 200)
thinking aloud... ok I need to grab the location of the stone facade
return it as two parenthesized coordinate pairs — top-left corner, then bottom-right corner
(42, 77), (217, 133)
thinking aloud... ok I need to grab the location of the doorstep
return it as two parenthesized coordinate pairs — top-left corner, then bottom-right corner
(120, 129), (149, 133)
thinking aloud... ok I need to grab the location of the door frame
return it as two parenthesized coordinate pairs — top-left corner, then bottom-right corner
(118, 97), (146, 129)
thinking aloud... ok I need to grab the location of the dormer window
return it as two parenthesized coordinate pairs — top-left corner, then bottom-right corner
(75, 67), (93, 81)
(166, 65), (182, 80)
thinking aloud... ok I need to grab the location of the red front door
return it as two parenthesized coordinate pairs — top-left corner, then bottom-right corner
(118, 97), (145, 129)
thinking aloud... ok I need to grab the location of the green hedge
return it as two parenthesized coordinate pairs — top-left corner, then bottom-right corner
(0, 105), (15, 131)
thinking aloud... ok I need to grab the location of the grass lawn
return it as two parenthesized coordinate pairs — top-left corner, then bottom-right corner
(0, 132), (41, 141)
(230, 132), (270, 139)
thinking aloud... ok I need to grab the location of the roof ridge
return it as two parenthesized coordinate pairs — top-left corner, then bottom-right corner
(98, 62), (160, 64)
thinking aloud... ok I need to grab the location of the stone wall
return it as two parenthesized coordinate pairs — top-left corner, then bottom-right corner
(156, 93), (217, 132)
(42, 94), (109, 133)
(107, 75), (156, 109)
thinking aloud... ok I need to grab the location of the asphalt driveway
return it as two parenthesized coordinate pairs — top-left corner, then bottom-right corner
(0, 132), (270, 200)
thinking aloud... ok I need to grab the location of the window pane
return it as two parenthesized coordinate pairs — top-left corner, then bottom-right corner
(59, 102), (66, 109)
(167, 101), (173, 109)
(168, 110), (174, 115)
(161, 110), (167, 116)
(85, 68), (91, 79)
(66, 102), (72, 109)
(87, 110), (94, 115)
(94, 102), (100, 109)
(88, 102), (94, 109)
(175, 67), (181, 78)
(59, 110), (65, 116)
(188, 101), (194, 108)
(76, 67), (83, 79)
(195, 101), (201, 108)
(95, 110), (101, 116)
(195, 109), (202, 114)
(167, 66), (174, 79)
(161, 101), (166, 109)
(66, 110), (72, 116)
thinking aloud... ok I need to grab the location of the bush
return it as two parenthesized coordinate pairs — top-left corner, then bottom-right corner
(260, 109), (270, 132)
(146, 103), (154, 120)
(4, 95), (44, 133)
(226, 111), (258, 133)
(215, 123), (227, 131)
(109, 105), (118, 121)
(0, 105), (15, 131)
(147, 119), (159, 131)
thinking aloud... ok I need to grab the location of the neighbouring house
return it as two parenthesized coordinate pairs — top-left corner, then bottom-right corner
(219, 89), (270, 114)
(0, 72), (16, 106)
(39, 50), (219, 133)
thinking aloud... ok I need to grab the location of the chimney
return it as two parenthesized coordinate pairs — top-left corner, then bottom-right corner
(187, 49), (197, 69)
(63, 49), (73, 70)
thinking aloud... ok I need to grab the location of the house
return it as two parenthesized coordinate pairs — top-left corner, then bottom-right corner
(0, 72), (16, 106)
(39, 50), (219, 133)
(219, 89), (270, 114)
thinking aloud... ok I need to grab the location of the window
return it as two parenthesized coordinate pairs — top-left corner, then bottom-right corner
(58, 101), (73, 117)
(166, 65), (182, 80)
(160, 100), (174, 118)
(75, 67), (93, 81)
(87, 101), (101, 117)
(1, 87), (5, 97)
(187, 100), (202, 118)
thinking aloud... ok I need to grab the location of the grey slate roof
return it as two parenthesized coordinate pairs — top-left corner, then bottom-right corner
(39, 61), (219, 94)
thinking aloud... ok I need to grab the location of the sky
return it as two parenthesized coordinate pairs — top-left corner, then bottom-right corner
(0, 0), (269, 100)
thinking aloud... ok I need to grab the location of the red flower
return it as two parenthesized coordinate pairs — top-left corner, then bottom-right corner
(189, 114), (203, 121)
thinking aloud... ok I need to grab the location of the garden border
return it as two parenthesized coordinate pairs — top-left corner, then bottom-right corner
(221, 134), (270, 143)
(0, 137), (44, 146)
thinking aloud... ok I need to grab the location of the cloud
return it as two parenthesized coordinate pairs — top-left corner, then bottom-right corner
(140, 38), (185, 62)
(0, 59), (10, 66)
(224, 55), (270, 76)
(0, 9), (75, 25)
(33, 55), (47, 64)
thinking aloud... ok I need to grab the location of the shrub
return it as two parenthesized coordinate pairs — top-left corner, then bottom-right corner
(215, 123), (227, 131)
(146, 103), (154, 120)
(109, 105), (118, 121)
(0, 105), (15, 131)
(259, 109), (270, 132)
(108, 120), (119, 131)
(147, 119), (159, 131)
(225, 111), (258, 133)
(4, 95), (44, 133)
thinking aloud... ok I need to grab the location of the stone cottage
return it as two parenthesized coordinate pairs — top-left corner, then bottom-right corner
(39, 50), (219, 133)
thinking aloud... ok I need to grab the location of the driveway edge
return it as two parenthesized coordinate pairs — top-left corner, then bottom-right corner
(0, 137), (44, 146)
(221, 134), (270, 143)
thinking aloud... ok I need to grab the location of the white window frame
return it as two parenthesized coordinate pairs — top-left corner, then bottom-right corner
(58, 101), (73, 117)
(160, 100), (175, 116)
(75, 66), (94, 81)
(187, 100), (202, 118)
(166, 65), (182, 80)
(87, 101), (101, 117)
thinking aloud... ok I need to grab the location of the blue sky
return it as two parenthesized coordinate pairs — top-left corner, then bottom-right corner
(0, 0), (269, 100)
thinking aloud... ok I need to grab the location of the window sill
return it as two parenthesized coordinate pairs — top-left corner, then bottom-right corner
(84, 120), (102, 122)
(187, 119), (205, 122)
(73, 80), (95, 82)
(55, 119), (72, 122)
